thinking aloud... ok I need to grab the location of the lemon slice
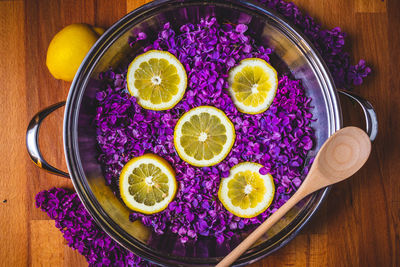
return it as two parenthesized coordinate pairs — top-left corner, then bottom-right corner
(119, 154), (177, 214)
(174, 106), (236, 167)
(218, 162), (275, 218)
(126, 50), (187, 110)
(228, 58), (278, 114)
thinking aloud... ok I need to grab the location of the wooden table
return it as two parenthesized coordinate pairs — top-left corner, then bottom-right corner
(0, 0), (398, 266)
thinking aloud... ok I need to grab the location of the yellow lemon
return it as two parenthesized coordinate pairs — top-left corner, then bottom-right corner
(218, 162), (275, 218)
(174, 106), (235, 167)
(46, 23), (104, 82)
(228, 58), (278, 114)
(126, 50), (187, 111)
(119, 154), (177, 214)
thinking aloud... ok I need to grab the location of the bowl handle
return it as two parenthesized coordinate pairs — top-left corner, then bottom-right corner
(26, 102), (69, 178)
(338, 89), (378, 141)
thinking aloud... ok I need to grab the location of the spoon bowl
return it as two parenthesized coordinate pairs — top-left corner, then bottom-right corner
(300, 126), (371, 194)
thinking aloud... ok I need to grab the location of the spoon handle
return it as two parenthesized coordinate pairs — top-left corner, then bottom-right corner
(216, 189), (308, 267)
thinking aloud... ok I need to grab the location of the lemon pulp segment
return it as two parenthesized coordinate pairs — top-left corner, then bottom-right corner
(119, 154), (177, 214)
(174, 106), (235, 167)
(218, 162), (275, 218)
(127, 50), (187, 110)
(228, 58), (278, 114)
(227, 170), (267, 209)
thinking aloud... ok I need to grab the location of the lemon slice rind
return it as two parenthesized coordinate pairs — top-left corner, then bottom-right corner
(218, 162), (275, 218)
(228, 58), (278, 114)
(127, 50), (187, 111)
(174, 106), (236, 167)
(119, 154), (177, 214)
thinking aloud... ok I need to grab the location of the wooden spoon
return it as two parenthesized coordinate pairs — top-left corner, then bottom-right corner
(217, 126), (371, 267)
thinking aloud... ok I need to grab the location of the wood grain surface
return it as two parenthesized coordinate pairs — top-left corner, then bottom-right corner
(0, 0), (398, 266)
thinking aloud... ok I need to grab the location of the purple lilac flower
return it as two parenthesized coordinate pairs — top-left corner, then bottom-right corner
(347, 59), (372, 86)
(35, 188), (149, 267)
(96, 17), (315, 245)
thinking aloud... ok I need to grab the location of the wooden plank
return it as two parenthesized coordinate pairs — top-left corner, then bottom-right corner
(390, 201), (400, 267)
(250, 234), (308, 266)
(308, 234), (328, 266)
(249, 233), (327, 266)
(355, 0), (387, 13)
(22, 0), (128, 264)
(63, 245), (88, 267)
(325, 183), (361, 266)
(95, 0), (126, 28)
(30, 220), (65, 266)
(24, 0), (94, 222)
(0, 1), (29, 266)
(385, 0), (400, 204)
(30, 220), (86, 266)
(351, 11), (394, 267)
(126, 0), (152, 13)
(23, 0), (96, 265)
(385, 0), (400, 264)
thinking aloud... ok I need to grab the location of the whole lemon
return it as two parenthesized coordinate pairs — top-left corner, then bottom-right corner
(46, 23), (104, 82)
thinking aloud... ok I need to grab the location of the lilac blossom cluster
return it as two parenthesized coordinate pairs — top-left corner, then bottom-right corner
(35, 188), (148, 267)
(95, 17), (315, 245)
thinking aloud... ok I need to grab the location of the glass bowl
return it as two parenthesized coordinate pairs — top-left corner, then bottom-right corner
(64, 0), (340, 265)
